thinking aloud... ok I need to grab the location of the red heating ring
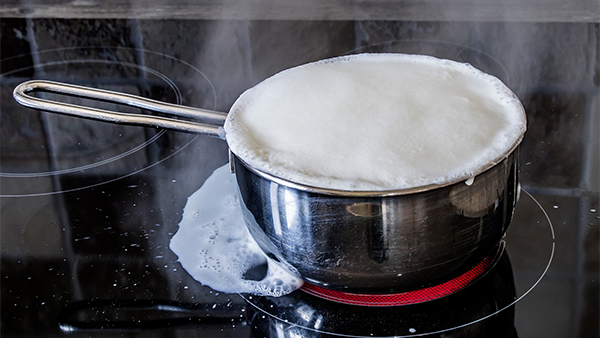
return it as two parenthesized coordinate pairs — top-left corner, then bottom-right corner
(300, 251), (496, 307)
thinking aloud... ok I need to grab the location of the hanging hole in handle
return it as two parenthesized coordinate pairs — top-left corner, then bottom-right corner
(33, 85), (149, 116)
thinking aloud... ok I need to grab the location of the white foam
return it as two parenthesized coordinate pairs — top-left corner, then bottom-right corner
(224, 53), (526, 191)
(169, 165), (303, 296)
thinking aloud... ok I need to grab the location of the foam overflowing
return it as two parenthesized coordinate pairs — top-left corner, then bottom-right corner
(170, 165), (303, 296)
(224, 53), (526, 191)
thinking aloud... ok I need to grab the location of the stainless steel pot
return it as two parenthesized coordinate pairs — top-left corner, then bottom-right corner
(13, 79), (521, 293)
(234, 153), (517, 293)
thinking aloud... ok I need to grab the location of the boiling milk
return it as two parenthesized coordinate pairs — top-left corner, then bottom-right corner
(225, 53), (526, 191)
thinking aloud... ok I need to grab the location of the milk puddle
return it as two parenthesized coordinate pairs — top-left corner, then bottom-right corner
(170, 164), (303, 297)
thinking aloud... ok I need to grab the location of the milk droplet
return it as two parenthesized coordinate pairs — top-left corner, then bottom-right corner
(170, 165), (303, 297)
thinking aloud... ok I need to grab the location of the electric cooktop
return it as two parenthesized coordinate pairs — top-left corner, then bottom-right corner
(1, 18), (598, 337)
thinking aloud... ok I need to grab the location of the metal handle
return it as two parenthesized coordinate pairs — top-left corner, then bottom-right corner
(13, 80), (228, 139)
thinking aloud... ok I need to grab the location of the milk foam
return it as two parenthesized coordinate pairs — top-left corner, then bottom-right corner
(170, 165), (303, 296)
(224, 53), (526, 191)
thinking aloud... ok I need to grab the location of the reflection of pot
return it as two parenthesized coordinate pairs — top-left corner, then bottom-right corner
(14, 59), (523, 293)
(53, 251), (515, 335)
(246, 251), (517, 338)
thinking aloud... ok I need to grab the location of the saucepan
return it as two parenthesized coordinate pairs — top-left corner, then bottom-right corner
(13, 61), (522, 294)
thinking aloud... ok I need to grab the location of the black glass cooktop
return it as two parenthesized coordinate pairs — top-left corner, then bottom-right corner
(1, 19), (598, 337)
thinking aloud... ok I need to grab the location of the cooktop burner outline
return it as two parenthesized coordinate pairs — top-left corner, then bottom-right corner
(0, 47), (217, 197)
(240, 188), (556, 337)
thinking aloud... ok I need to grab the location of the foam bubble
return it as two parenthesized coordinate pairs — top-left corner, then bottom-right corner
(224, 53), (526, 191)
(170, 165), (303, 296)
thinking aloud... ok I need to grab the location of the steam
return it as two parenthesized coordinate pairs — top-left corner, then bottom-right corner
(352, 21), (597, 98)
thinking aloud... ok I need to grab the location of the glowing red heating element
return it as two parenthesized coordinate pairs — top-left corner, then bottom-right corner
(300, 253), (494, 307)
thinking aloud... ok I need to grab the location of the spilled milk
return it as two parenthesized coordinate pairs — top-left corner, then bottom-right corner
(169, 164), (303, 296)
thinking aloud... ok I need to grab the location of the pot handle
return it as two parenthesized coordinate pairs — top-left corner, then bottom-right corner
(13, 80), (228, 139)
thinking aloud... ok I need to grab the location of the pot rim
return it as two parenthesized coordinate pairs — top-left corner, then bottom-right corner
(232, 139), (522, 198)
